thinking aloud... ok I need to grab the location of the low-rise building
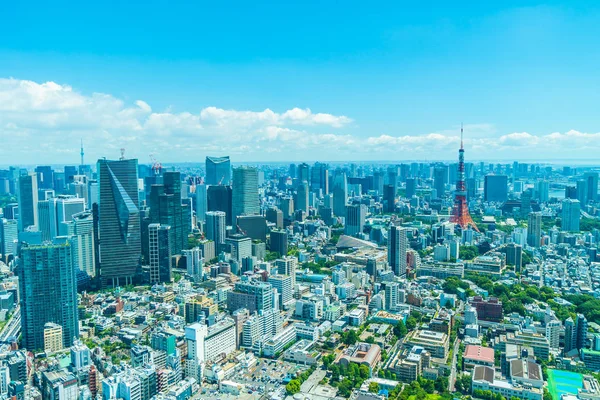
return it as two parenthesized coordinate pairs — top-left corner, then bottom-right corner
(463, 345), (495, 371)
(472, 365), (542, 400)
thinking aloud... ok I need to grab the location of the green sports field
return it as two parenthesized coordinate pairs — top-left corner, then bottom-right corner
(547, 369), (583, 400)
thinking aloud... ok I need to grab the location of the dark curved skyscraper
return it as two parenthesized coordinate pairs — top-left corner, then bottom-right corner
(206, 156), (231, 185)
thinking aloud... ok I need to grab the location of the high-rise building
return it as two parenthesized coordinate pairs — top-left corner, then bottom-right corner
(69, 211), (96, 277)
(484, 175), (508, 202)
(564, 317), (577, 354)
(433, 167), (447, 199)
(97, 158), (141, 287)
(34, 166), (54, 190)
(207, 185), (232, 226)
(546, 320), (561, 349)
(149, 223), (172, 284)
(345, 204), (366, 236)
(268, 274), (293, 309)
(527, 212), (542, 248)
(49, 195), (85, 238)
(310, 162), (329, 195)
(205, 156), (231, 185)
(373, 170), (384, 195)
(205, 211), (226, 254)
(405, 178), (416, 198)
(383, 184), (396, 213)
(295, 181), (309, 214)
(37, 200), (52, 242)
(332, 173), (348, 217)
(297, 163), (310, 184)
(584, 172), (599, 203)
(577, 314), (588, 350)
(19, 241), (79, 351)
(195, 183), (207, 223)
(536, 180), (549, 203)
(503, 243), (523, 271)
(276, 256), (297, 287)
(0, 219), (18, 258)
(562, 199), (581, 232)
(227, 280), (273, 313)
(270, 229), (288, 257)
(232, 167), (260, 225)
(265, 207), (283, 229)
(18, 173), (39, 231)
(226, 234), (252, 265)
(388, 225), (408, 276)
(577, 180), (588, 205)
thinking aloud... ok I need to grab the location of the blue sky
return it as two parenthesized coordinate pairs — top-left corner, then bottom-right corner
(1, 1), (600, 164)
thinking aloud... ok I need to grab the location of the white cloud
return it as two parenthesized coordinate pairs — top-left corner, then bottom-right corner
(2, 77), (600, 163)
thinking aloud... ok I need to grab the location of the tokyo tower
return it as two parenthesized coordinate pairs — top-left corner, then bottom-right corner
(450, 124), (479, 232)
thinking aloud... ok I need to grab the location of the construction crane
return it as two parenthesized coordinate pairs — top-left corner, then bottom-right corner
(149, 154), (162, 175)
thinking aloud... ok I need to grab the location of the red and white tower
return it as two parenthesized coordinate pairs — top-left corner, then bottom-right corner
(450, 124), (479, 232)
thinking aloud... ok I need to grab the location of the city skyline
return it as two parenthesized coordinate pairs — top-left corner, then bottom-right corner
(3, 3), (600, 164)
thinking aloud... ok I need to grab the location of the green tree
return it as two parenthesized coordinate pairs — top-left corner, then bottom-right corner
(393, 320), (408, 338)
(286, 379), (301, 395)
(368, 381), (379, 393)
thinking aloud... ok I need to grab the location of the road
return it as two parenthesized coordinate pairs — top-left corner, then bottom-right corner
(448, 337), (461, 392)
(0, 306), (20, 343)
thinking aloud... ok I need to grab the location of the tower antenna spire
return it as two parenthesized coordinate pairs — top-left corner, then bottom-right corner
(80, 138), (84, 166)
(461, 122), (464, 149)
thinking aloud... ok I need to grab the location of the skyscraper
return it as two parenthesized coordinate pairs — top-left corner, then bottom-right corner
(310, 162), (329, 195)
(295, 181), (309, 214)
(344, 204), (366, 236)
(576, 179), (588, 205)
(37, 200), (52, 242)
(205, 156), (231, 185)
(561, 199), (581, 232)
(383, 184), (395, 213)
(232, 167), (259, 225)
(388, 225), (407, 276)
(484, 175), (508, 202)
(270, 229), (288, 257)
(576, 313), (588, 350)
(527, 212), (542, 248)
(275, 256), (297, 287)
(205, 211), (226, 254)
(584, 172), (599, 203)
(148, 224), (172, 284)
(195, 183), (207, 223)
(17, 173), (38, 231)
(69, 211), (96, 277)
(332, 172), (348, 217)
(297, 163), (310, 184)
(0, 218), (18, 258)
(19, 241), (79, 351)
(97, 158), (141, 287)
(34, 166), (54, 190)
(49, 195), (85, 238)
(405, 178), (416, 198)
(207, 185), (232, 226)
(433, 167), (447, 199)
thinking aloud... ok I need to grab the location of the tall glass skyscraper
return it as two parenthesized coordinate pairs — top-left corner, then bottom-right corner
(97, 158), (141, 287)
(205, 156), (231, 185)
(232, 167), (259, 225)
(148, 223), (172, 284)
(148, 172), (187, 256)
(19, 241), (79, 351)
(17, 173), (38, 231)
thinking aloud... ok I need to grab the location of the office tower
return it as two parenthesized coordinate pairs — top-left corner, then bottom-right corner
(276, 256), (297, 287)
(265, 207), (283, 229)
(64, 166), (78, 185)
(205, 211), (226, 254)
(577, 180), (588, 205)
(34, 166), (54, 190)
(268, 274), (293, 309)
(383, 184), (395, 213)
(184, 323), (207, 381)
(373, 170), (384, 194)
(232, 167), (260, 225)
(270, 229), (288, 257)
(49, 195), (85, 238)
(18, 173), (39, 231)
(70, 211), (96, 277)
(345, 204), (366, 236)
(405, 178), (416, 198)
(387, 167), (398, 189)
(585, 172), (599, 203)
(205, 156), (231, 185)
(97, 158), (141, 287)
(195, 183), (207, 223)
(433, 167), (447, 199)
(0, 219), (18, 258)
(237, 215), (267, 241)
(484, 175), (508, 202)
(228, 280), (273, 313)
(206, 185), (232, 225)
(183, 248), (203, 282)
(388, 225), (407, 276)
(527, 212), (542, 248)
(310, 162), (329, 195)
(289, 163), (297, 179)
(520, 189), (533, 218)
(87, 180), (98, 209)
(19, 242), (79, 351)
(504, 243), (523, 271)
(37, 200), (52, 242)
(280, 197), (294, 224)
(576, 314), (588, 350)
(564, 317), (577, 353)
(297, 163), (310, 184)
(149, 224), (172, 284)
(536, 180), (549, 203)
(565, 185), (577, 200)
(562, 199), (581, 232)
(295, 181), (309, 214)
(332, 173), (348, 217)
(384, 282), (400, 311)
(226, 234), (252, 264)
